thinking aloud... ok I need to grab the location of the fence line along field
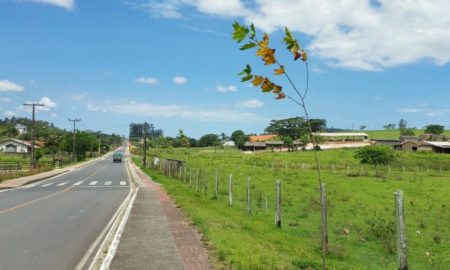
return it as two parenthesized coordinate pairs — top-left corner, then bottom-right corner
(134, 147), (449, 270)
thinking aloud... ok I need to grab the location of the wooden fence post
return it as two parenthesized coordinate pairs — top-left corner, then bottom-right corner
(320, 183), (328, 269)
(204, 171), (208, 195)
(214, 170), (219, 199)
(196, 169), (199, 192)
(247, 177), (251, 215)
(394, 190), (408, 270)
(228, 174), (233, 206)
(189, 168), (192, 186)
(275, 180), (281, 228)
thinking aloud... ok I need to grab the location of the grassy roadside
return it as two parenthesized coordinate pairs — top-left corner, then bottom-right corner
(134, 149), (450, 269)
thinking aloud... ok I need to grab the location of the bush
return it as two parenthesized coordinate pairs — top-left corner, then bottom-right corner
(355, 145), (395, 165)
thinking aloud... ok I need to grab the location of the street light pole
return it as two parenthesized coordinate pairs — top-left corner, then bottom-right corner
(23, 103), (45, 169)
(69, 118), (81, 161)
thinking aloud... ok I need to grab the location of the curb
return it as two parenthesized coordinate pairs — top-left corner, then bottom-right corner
(84, 152), (139, 270)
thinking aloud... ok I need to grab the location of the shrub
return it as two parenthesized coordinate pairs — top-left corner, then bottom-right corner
(355, 145), (395, 166)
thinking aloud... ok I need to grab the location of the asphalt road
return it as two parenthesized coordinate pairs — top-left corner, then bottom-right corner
(0, 151), (130, 270)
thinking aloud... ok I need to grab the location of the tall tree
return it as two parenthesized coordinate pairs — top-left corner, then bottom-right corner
(198, 134), (220, 147)
(398, 119), (407, 130)
(265, 117), (325, 140)
(230, 130), (248, 149)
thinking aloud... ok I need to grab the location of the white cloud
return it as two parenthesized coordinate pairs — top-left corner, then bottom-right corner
(238, 99), (264, 108)
(0, 79), (25, 92)
(217, 85), (237, 93)
(3, 111), (17, 117)
(399, 105), (450, 117)
(86, 100), (267, 122)
(21, 96), (57, 112)
(50, 113), (58, 117)
(31, 0), (75, 10)
(0, 97), (12, 103)
(374, 96), (382, 101)
(135, 77), (158, 85)
(71, 91), (88, 101)
(173, 76), (187, 84)
(130, 0), (450, 71)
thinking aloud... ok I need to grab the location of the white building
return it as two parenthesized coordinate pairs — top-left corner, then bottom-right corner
(0, 139), (39, 153)
(15, 124), (28, 134)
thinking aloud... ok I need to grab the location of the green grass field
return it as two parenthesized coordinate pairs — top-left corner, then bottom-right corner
(136, 147), (450, 269)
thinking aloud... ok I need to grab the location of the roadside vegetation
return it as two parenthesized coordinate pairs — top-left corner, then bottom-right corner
(0, 117), (123, 182)
(133, 147), (450, 269)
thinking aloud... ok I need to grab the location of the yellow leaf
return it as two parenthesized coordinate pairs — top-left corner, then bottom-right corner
(301, 50), (308, 62)
(273, 85), (282, 93)
(274, 66), (285, 75)
(263, 49), (276, 65)
(252, 76), (265, 86)
(261, 79), (274, 92)
(276, 92), (286, 100)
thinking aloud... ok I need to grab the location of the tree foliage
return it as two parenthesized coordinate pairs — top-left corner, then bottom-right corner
(424, 124), (444, 135)
(230, 130), (248, 149)
(355, 145), (396, 166)
(265, 117), (326, 140)
(198, 134), (221, 147)
(129, 122), (163, 139)
(400, 128), (415, 136)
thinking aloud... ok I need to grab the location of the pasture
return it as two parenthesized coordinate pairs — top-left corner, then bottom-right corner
(136, 147), (450, 269)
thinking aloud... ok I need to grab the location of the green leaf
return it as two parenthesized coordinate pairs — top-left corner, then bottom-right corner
(241, 74), (253, 82)
(283, 26), (301, 52)
(250, 23), (256, 40)
(239, 42), (257, 50)
(232, 21), (250, 43)
(238, 64), (252, 76)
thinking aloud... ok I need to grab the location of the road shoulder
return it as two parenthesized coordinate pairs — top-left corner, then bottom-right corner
(110, 163), (210, 270)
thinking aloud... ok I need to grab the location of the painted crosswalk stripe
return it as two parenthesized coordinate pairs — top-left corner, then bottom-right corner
(89, 181), (98, 186)
(57, 182), (68, 186)
(41, 183), (54, 187)
(120, 181), (126, 186)
(104, 181), (112, 186)
(73, 181), (83, 186)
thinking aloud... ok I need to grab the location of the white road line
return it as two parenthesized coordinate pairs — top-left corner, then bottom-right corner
(41, 183), (54, 187)
(73, 181), (84, 186)
(89, 181), (98, 186)
(120, 181), (126, 186)
(57, 182), (68, 186)
(23, 183), (37, 188)
(105, 181), (112, 186)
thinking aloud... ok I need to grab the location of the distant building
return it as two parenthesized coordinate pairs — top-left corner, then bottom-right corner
(0, 139), (39, 153)
(248, 134), (277, 142)
(14, 124), (28, 134)
(222, 141), (236, 147)
(394, 141), (450, 154)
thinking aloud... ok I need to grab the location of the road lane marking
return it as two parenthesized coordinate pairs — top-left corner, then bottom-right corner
(57, 182), (68, 186)
(73, 181), (83, 186)
(0, 187), (71, 215)
(89, 181), (98, 186)
(104, 181), (112, 186)
(41, 183), (54, 187)
(120, 181), (126, 186)
(22, 183), (37, 188)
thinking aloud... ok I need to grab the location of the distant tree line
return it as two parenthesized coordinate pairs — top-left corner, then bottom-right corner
(0, 117), (123, 160)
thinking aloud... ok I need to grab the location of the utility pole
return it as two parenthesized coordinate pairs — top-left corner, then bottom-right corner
(69, 118), (81, 161)
(98, 131), (101, 156)
(143, 122), (148, 167)
(23, 103), (45, 169)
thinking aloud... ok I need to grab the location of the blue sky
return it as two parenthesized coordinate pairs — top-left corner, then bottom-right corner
(1, 0), (450, 138)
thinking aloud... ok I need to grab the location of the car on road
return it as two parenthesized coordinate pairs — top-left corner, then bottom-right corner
(113, 152), (123, 163)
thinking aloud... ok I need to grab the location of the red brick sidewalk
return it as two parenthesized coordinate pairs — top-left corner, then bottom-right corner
(135, 166), (210, 270)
